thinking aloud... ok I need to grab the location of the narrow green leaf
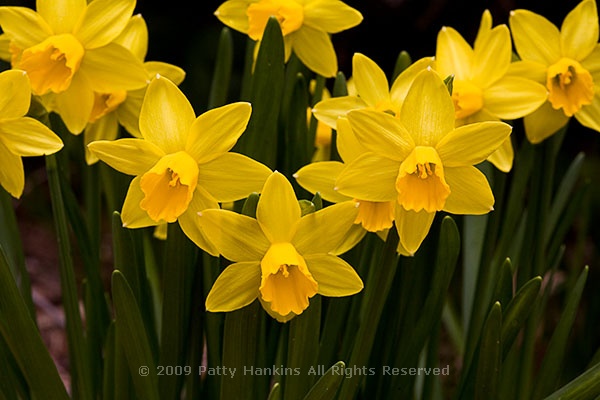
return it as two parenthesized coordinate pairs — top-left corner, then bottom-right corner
(462, 214), (488, 332)
(112, 270), (160, 400)
(268, 382), (282, 400)
(303, 361), (346, 400)
(332, 71), (348, 97)
(242, 192), (260, 218)
(475, 302), (502, 400)
(543, 361), (600, 400)
(208, 27), (234, 109)
(282, 72), (310, 178)
(392, 50), (412, 81)
(491, 258), (513, 312)
(102, 322), (116, 400)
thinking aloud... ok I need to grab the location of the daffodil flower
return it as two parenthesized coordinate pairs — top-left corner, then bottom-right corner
(199, 171), (363, 322)
(0, 70), (63, 198)
(335, 69), (512, 255)
(435, 10), (548, 171)
(509, 0), (600, 143)
(83, 14), (186, 165)
(88, 76), (272, 255)
(0, 0), (148, 134)
(214, 0), (363, 77)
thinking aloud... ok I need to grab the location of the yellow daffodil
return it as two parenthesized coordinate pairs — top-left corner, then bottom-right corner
(509, 0), (600, 143)
(312, 53), (435, 129)
(0, 0), (148, 134)
(435, 10), (547, 171)
(214, 0), (363, 77)
(199, 171), (363, 322)
(88, 76), (272, 255)
(335, 69), (512, 255)
(83, 14), (186, 165)
(0, 69), (63, 198)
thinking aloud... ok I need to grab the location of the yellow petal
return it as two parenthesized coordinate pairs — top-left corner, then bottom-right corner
(140, 75), (195, 153)
(186, 102), (252, 164)
(582, 45), (600, 82)
(473, 10), (493, 50)
(302, 0), (363, 33)
(400, 69), (455, 146)
(347, 109), (414, 161)
(214, 0), (250, 34)
(0, 70), (31, 118)
(73, 0), (135, 49)
(483, 76), (548, 120)
(523, 101), (569, 143)
(355, 200), (395, 232)
(331, 223), (367, 256)
(352, 53), (390, 108)
(38, 0), (86, 34)
(395, 206), (436, 256)
(82, 44), (147, 92)
(336, 116), (364, 163)
(472, 25), (511, 88)
(509, 9), (560, 65)
(197, 209), (270, 262)
(436, 26), (473, 79)
(121, 176), (159, 228)
(0, 117), (63, 156)
(113, 14), (147, 60)
(389, 56), (436, 106)
(144, 61), (186, 85)
(206, 261), (261, 312)
(257, 171), (301, 243)
(258, 296), (297, 322)
(291, 25), (337, 77)
(51, 73), (94, 134)
(335, 153), (399, 202)
(84, 113), (119, 164)
(443, 166), (494, 214)
(0, 140), (24, 198)
(116, 88), (144, 137)
(293, 201), (359, 255)
(436, 121), (512, 167)
(560, 0), (598, 61)
(177, 186), (220, 256)
(304, 254), (363, 296)
(486, 137), (513, 173)
(0, 7), (52, 49)
(574, 95), (600, 133)
(507, 60), (547, 83)
(293, 161), (350, 203)
(87, 138), (164, 175)
(312, 96), (367, 129)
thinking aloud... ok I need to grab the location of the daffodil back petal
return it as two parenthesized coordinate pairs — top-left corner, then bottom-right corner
(205, 261), (261, 312)
(304, 254), (363, 296)
(443, 166), (494, 214)
(257, 172), (301, 243)
(87, 138), (165, 176)
(335, 153), (399, 202)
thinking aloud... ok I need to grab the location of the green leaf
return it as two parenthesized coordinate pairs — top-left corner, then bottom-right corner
(282, 72), (310, 178)
(303, 361), (346, 400)
(543, 361), (600, 400)
(208, 27), (234, 109)
(462, 214), (488, 332)
(392, 50), (412, 81)
(475, 302), (502, 400)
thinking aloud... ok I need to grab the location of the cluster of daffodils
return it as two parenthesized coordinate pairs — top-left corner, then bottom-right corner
(1, 0), (599, 321)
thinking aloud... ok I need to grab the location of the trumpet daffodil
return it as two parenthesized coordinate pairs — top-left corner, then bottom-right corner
(435, 10), (547, 171)
(509, 0), (600, 143)
(199, 171), (363, 322)
(0, 69), (63, 198)
(0, 0), (148, 134)
(214, 0), (363, 77)
(88, 76), (272, 255)
(335, 69), (512, 255)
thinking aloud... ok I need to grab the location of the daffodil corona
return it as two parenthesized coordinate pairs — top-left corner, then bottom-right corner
(200, 172), (363, 322)
(88, 76), (272, 255)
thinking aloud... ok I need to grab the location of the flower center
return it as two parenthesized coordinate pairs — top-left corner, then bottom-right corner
(89, 90), (127, 123)
(452, 80), (483, 120)
(396, 146), (450, 213)
(139, 151), (199, 223)
(546, 58), (594, 117)
(247, 0), (304, 41)
(259, 242), (318, 316)
(17, 34), (84, 95)
(354, 200), (395, 232)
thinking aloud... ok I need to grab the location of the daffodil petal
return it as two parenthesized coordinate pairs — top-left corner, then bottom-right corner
(352, 53), (390, 108)
(144, 61), (186, 85)
(257, 172), (301, 243)
(483, 77), (548, 120)
(88, 138), (164, 175)
(37, 0), (85, 33)
(336, 116), (364, 163)
(291, 25), (337, 78)
(332, 223), (367, 255)
(74, 0), (135, 48)
(116, 88), (144, 137)
(523, 101), (569, 144)
(0, 70), (31, 118)
(472, 25), (511, 88)
(395, 206), (435, 256)
(574, 95), (600, 133)
(294, 161), (350, 203)
(205, 261), (261, 312)
(197, 209), (270, 262)
(140, 76), (195, 153)
(507, 60), (547, 83)
(304, 254), (363, 296)
(121, 176), (158, 228)
(312, 96), (367, 129)
(509, 9), (560, 64)
(52, 73), (94, 134)
(390, 56), (436, 106)
(443, 166), (494, 214)
(0, 7), (53, 49)
(400, 69), (455, 146)
(560, 0), (598, 61)
(486, 137), (513, 173)
(0, 140), (24, 198)
(335, 153), (399, 202)
(259, 296), (296, 323)
(0, 34), (11, 60)
(114, 14), (147, 60)
(436, 26), (473, 79)
(293, 201), (359, 255)
(436, 121), (511, 167)
(177, 185), (220, 256)
(81, 44), (147, 92)
(302, 0), (362, 33)
(84, 113), (119, 164)
(0, 117), (63, 156)
(186, 102), (252, 164)
(347, 109), (414, 161)
(198, 152), (272, 203)
(473, 10), (493, 50)
(214, 0), (250, 34)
